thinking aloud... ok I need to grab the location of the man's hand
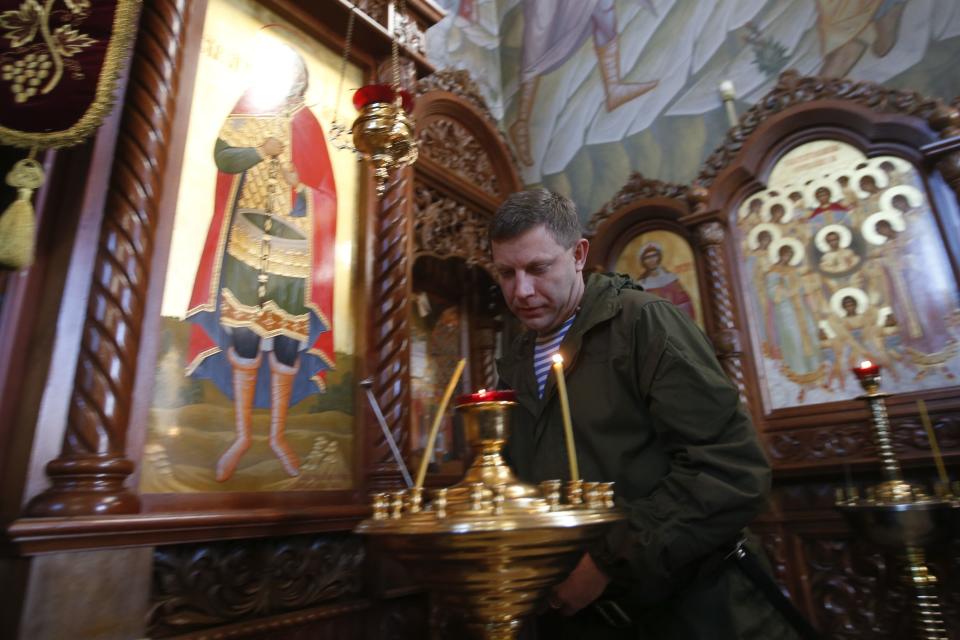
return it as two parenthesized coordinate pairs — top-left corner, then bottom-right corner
(259, 137), (284, 158)
(548, 553), (610, 616)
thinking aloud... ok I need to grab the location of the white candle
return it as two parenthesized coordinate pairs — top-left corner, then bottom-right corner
(551, 354), (579, 481)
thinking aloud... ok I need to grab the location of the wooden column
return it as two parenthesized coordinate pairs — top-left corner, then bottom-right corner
(690, 194), (752, 409)
(368, 169), (415, 489)
(25, 0), (191, 517)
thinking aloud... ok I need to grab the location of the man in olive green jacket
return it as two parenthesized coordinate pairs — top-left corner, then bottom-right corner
(490, 189), (802, 639)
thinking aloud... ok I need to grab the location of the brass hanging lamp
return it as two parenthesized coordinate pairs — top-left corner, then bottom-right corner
(329, 0), (418, 197)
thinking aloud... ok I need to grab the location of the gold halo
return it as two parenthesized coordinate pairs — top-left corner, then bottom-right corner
(814, 224), (853, 253)
(748, 223), (783, 250)
(739, 193), (767, 220)
(830, 287), (869, 317)
(761, 197), (794, 223)
(768, 237), (805, 266)
(880, 184), (924, 212)
(862, 211), (906, 245)
(853, 166), (889, 198)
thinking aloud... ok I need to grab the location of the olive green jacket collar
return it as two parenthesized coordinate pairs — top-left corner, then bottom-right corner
(498, 273), (637, 432)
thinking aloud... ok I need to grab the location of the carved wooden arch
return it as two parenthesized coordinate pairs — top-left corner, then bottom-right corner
(688, 73), (960, 640)
(694, 70), (960, 210)
(586, 175), (752, 407)
(365, 70), (522, 488)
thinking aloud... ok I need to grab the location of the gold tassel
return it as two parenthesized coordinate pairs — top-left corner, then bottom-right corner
(0, 153), (45, 270)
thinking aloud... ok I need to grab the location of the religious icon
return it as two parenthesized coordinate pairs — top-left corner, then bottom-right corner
(734, 139), (960, 410)
(614, 229), (702, 326)
(185, 36), (337, 482)
(140, 0), (362, 494)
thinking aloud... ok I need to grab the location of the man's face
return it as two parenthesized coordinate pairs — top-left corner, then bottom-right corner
(826, 232), (840, 249)
(491, 225), (588, 333)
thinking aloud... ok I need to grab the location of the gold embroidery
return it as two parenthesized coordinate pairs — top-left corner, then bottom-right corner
(219, 288), (310, 341)
(0, 0), (138, 148)
(225, 209), (311, 279)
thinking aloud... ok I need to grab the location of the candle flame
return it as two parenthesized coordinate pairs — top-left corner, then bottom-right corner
(478, 388), (486, 394)
(552, 353), (563, 365)
(859, 360), (873, 369)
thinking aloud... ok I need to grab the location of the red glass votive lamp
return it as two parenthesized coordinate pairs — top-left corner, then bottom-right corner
(852, 360), (881, 379)
(353, 83), (415, 113)
(455, 389), (516, 406)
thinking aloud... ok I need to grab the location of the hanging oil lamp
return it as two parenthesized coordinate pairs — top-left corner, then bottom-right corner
(329, 0), (419, 196)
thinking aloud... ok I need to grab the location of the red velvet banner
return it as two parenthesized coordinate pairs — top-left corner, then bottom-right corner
(0, 0), (140, 148)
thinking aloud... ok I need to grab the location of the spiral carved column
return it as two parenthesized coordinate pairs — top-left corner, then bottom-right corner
(368, 169), (414, 488)
(694, 219), (751, 409)
(26, 0), (191, 516)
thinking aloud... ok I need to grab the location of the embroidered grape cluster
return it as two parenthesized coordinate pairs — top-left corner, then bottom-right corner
(1, 52), (52, 103)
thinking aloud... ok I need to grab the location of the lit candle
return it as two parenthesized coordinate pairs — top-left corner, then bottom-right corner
(917, 399), (950, 489)
(851, 359), (880, 379)
(551, 354), (579, 481)
(415, 358), (466, 488)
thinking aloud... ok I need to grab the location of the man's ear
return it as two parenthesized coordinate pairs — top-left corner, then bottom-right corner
(573, 238), (589, 272)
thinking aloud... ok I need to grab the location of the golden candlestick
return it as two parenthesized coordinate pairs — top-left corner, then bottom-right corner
(551, 353), (579, 481)
(836, 361), (956, 640)
(355, 389), (623, 639)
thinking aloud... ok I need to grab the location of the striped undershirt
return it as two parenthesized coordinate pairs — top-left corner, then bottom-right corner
(533, 314), (576, 398)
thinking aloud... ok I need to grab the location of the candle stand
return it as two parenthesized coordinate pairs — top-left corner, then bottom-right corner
(355, 391), (623, 640)
(836, 366), (958, 639)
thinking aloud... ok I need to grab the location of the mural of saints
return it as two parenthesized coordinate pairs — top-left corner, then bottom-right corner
(509, 0), (659, 165)
(185, 41), (337, 482)
(735, 140), (960, 410)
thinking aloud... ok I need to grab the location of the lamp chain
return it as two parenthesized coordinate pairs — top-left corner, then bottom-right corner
(391, 0), (408, 95)
(330, 1), (357, 148)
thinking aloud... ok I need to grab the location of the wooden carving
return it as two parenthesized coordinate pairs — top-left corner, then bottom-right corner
(585, 172), (689, 236)
(413, 183), (493, 274)
(369, 171), (414, 484)
(356, 0), (389, 25)
(416, 70), (491, 120)
(766, 412), (958, 465)
(418, 118), (499, 197)
(25, 0), (191, 517)
(416, 69), (521, 174)
(394, 6), (426, 55)
(803, 534), (907, 637)
(147, 533), (365, 637)
(693, 220), (751, 408)
(695, 70), (949, 189)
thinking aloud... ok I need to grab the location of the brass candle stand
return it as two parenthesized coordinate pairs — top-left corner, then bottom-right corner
(835, 364), (957, 640)
(355, 391), (623, 640)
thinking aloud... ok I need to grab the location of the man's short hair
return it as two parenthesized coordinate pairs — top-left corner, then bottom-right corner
(489, 188), (582, 249)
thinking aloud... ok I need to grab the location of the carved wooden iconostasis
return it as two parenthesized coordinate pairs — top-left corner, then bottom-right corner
(0, 1), (519, 639)
(590, 70), (960, 639)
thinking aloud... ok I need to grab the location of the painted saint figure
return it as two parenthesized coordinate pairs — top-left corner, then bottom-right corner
(765, 240), (822, 400)
(185, 41), (338, 482)
(509, 0), (659, 165)
(816, 227), (861, 275)
(636, 242), (695, 321)
(807, 185), (850, 224)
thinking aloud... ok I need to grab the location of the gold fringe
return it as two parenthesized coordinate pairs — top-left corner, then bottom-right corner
(0, 1), (143, 149)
